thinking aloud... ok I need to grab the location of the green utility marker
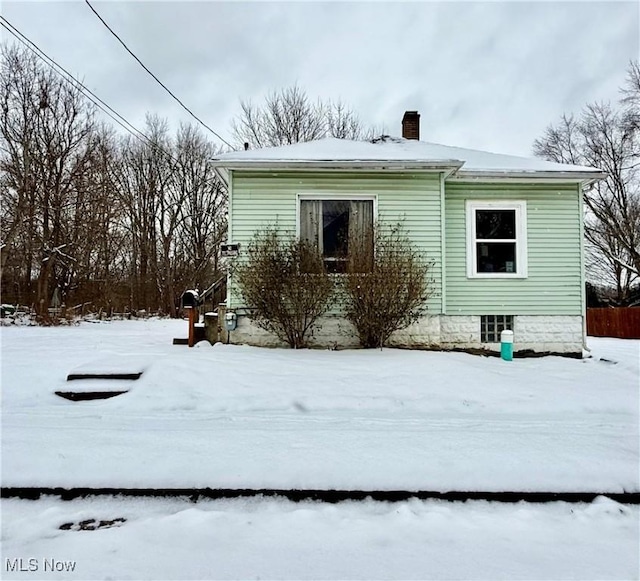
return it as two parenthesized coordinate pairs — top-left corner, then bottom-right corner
(501, 330), (514, 361)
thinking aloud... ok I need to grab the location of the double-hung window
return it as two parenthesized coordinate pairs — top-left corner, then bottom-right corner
(299, 196), (374, 273)
(466, 201), (527, 278)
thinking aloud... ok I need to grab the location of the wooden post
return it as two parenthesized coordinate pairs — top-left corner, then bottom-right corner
(188, 308), (196, 347)
(204, 312), (219, 344)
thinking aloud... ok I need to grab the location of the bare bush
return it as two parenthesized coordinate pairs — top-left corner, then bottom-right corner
(235, 228), (334, 348)
(341, 224), (434, 348)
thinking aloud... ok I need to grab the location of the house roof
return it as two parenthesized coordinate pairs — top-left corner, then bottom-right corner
(211, 136), (605, 183)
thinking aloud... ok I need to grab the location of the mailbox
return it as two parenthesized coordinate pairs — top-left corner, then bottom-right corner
(181, 289), (199, 309)
(221, 243), (240, 258)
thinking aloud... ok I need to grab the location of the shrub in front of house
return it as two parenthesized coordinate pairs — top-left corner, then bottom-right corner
(341, 223), (434, 348)
(235, 228), (334, 348)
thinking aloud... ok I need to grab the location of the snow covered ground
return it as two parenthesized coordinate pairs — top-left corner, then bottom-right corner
(1, 320), (639, 580)
(1, 319), (638, 492)
(1, 495), (637, 580)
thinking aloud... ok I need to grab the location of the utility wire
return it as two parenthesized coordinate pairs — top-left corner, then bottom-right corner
(84, 0), (233, 149)
(0, 16), (179, 162)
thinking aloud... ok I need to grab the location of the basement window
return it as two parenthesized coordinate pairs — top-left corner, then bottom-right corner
(481, 315), (513, 343)
(466, 201), (528, 278)
(299, 197), (374, 273)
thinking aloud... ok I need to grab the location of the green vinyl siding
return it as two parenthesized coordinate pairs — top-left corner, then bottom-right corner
(229, 171), (443, 311)
(445, 182), (582, 315)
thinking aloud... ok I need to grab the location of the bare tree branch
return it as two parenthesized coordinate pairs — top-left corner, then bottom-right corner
(533, 60), (640, 305)
(231, 85), (376, 148)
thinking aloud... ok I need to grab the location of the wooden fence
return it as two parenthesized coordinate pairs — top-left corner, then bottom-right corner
(587, 307), (640, 339)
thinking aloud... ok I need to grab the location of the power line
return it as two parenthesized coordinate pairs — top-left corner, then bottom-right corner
(84, 0), (233, 149)
(0, 16), (178, 162)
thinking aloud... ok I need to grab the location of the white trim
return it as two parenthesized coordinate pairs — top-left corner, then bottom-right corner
(211, 160), (464, 176)
(449, 170), (605, 184)
(296, 192), (378, 238)
(211, 166), (604, 189)
(465, 200), (528, 279)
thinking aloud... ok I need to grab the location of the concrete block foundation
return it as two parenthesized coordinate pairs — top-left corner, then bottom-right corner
(226, 313), (583, 355)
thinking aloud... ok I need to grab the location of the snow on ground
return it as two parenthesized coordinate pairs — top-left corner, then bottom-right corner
(1, 319), (638, 491)
(1, 495), (638, 580)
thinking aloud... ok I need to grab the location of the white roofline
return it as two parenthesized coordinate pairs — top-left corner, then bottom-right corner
(211, 160), (465, 185)
(451, 169), (606, 185)
(212, 162), (606, 187)
(210, 159), (464, 171)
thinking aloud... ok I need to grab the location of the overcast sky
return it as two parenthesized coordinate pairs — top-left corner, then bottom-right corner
(2, 1), (638, 156)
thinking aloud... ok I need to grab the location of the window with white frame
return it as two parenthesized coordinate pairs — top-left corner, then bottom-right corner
(299, 197), (374, 273)
(466, 201), (528, 278)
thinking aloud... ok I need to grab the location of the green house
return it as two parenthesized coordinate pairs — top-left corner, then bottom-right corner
(212, 112), (604, 355)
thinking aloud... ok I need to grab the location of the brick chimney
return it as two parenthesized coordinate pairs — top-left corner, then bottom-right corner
(402, 111), (420, 140)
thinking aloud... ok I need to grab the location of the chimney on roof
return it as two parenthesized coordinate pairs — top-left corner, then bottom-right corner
(402, 111), (420, 140)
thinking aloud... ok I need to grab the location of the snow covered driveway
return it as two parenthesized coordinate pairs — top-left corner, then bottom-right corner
(1, 319), (638, 492)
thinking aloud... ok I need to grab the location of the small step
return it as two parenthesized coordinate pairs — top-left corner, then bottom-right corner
(66, 356), (147, 381)
(55, 391), (129, 401)
(67, 372), (142, 381)
(57, 356), (149, 402)
(56, 378), (134, 401)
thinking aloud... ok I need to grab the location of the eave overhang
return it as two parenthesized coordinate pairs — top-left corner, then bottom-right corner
(210, 159), (465, 186)
(211, 160), (607, 188)
(449, 169), (607, 186)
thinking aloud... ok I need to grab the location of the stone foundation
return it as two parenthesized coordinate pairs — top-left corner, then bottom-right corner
(386, 315), (441, 349)
(228, 314), (360, 349)
(227, 313), (584, 354)
(513, 316), (584, 353)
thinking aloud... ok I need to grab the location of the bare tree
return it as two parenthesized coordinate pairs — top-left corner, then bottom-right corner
(621, 60), (640, 113)
(0, 44), (98, 317)
(533, 61), (640, 304)
(1, 43), (228, 318)
(326, 99), (367, 140)
(55, 124), (125, 310)
(113, 116), (171, 311)
(232, 85), (374, 148)
(112, 118), (228, 316)
(173, 123), (227, 297)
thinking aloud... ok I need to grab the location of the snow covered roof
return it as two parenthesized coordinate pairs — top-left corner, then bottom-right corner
(212, 136), (604, 182)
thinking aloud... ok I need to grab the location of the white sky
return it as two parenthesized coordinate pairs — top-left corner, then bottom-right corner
(2, 1), (638, 155)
